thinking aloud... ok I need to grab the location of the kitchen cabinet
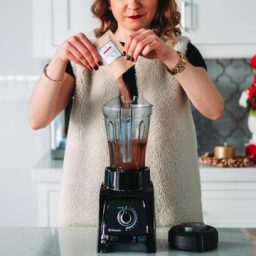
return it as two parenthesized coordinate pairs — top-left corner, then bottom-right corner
(33, 0), (256, 59)
(201, 171), (256, 227)
(176, 0), (256, 58)
(37, 183), (60, 227)
(33, 0), (98, 58)
(32, 153), (256, 227)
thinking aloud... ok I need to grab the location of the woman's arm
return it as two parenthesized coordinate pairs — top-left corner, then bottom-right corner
(164, 55), (224, 120)
(28, 56), (75, 130)
(124, 29), (224, 120)
(28, 33), (102, 130)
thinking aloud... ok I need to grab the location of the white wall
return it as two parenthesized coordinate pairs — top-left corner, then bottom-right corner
(0, 0), (49, 226)
(0, 0), (42, 75)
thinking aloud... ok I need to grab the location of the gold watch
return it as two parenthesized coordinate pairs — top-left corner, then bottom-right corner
(168, 51), (188, 76)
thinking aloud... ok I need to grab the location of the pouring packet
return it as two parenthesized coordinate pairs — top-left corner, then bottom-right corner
(94, 30), (134, 80)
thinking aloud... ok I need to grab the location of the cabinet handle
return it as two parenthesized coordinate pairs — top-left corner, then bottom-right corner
(181, 0), (190, 32)
(67, 0), (71, 30)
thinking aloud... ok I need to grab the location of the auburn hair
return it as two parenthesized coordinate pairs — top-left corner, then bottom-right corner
(91, 0), (181, 43)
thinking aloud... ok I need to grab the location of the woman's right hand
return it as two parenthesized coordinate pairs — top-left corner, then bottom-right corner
(55, 33), (102, 70)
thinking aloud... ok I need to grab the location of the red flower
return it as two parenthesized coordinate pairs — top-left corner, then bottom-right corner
(246, 144), (256, 163)
(248, 84), (256, 101)
(250, 54), (256, 69)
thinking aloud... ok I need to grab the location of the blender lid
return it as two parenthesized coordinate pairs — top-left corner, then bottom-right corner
(102, 96), (153, 110)
(168, 222), (218, 252)
(102, 96), (153, 118)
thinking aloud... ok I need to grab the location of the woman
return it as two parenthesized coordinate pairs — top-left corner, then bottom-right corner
(29, 0), (224, 227)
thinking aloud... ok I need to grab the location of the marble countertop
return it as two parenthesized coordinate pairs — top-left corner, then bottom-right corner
(0, 227), (255, 256)
(31, 152), (256, 183)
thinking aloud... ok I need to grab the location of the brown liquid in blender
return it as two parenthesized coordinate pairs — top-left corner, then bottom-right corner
(117, 77), (132, 105)
(108, 139), (147, 169)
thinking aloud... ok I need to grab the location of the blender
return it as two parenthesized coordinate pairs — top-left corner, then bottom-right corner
(97, 96), (156, 253)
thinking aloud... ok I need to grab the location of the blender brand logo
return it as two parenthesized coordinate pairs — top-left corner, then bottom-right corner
(98, 40), (122, 65)
(108, 228), (121, 232)
(103, 46), (112, 54)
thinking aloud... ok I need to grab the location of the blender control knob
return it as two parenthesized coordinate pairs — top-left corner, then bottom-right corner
(117, 208), (137, 228)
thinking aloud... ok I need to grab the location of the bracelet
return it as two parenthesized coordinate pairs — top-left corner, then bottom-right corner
(43, 64), (64, 83)
(168, 51), (188, 76)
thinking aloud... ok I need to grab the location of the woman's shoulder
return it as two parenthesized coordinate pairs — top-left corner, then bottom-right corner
(169, 35), (207, 70)
(185, 41), (207, 70)
(171, 35), (190, 55)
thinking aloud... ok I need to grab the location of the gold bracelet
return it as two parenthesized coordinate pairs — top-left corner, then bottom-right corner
(168, 51), (188, 76)
(43, 64), (64, 83)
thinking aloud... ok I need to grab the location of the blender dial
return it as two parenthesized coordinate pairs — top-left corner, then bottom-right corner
(117, 207), (137, 228)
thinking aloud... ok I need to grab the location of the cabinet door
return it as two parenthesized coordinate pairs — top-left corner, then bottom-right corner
(53, 0), (99, 45)
(38, 183), (60, 226)
(33, 0), (99, 58)
(202, 191), (256, 228)
(177, 0), (256, 58)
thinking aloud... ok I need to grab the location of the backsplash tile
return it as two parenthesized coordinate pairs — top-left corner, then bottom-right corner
(192, 59), (253, 156)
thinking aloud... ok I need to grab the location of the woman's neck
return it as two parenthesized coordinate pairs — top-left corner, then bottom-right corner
(114, 27), (136, 43)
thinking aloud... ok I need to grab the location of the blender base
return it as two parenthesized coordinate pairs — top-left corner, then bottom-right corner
(97, 167), (156, 253)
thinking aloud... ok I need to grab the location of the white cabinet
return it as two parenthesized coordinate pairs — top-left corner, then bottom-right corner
(37, 183), (60, 226)
(33, 0), (98, 58)
(201, 182), (256, 227)
(199, 167), (256, 228)
(33, 0), (256, 58)
(33, 0), (256, 59)
(33, 154), (256, 227)
(177, 0), (256, 58)
(37, 178), (256, 227)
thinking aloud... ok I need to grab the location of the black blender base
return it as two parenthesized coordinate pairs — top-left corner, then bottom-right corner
(97, 190), (156, 253)
(97, 168), (156, 253)
(98, 234), (156, 253)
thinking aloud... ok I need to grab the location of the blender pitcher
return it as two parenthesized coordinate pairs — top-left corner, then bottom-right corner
(102, 97), (152, 170)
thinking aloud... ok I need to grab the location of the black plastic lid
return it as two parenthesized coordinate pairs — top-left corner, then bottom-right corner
(104, 167), (151, 191)
(168, 222), (218, 252)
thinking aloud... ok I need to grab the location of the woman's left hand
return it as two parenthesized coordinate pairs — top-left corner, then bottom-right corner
(123, 28), (176, 63)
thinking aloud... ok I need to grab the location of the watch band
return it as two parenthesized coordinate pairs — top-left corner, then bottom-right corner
(168, 51), (188, 76)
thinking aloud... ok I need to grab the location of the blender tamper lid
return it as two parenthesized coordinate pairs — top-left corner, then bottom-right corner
(168, 222), (218, 252)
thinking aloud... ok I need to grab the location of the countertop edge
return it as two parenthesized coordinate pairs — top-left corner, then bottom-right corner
(31, 152), (256, 183)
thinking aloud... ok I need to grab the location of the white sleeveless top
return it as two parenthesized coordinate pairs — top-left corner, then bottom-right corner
(58, 36), (203, 227)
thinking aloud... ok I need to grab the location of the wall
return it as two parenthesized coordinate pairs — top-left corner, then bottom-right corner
(0, 0), (49, 226)
(0, 79), (49, 226)
(0, 0), (42, 75)
(193, 59), (252, 155)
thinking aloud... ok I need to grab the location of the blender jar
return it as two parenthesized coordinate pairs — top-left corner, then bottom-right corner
(102, 97), (152, 169)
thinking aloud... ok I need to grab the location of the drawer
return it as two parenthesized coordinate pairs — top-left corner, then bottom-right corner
(202, 190), (256, 228)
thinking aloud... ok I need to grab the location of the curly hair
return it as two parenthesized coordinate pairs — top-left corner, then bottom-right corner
(91, 0), (181, 43)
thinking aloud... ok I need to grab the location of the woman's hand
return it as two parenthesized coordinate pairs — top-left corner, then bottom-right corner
(55, 33), (102, 70)
(123, 28), (177, 63)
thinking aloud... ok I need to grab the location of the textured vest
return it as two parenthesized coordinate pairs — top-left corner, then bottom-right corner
(58, 36), (203, 227)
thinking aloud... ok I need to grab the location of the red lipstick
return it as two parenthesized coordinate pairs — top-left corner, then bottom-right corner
(128, 15), (143, 20)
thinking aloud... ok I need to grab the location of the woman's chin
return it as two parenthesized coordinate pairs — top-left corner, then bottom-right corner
(124, 21), (150, 31)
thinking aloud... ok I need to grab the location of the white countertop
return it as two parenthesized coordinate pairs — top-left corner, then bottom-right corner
(31, 152), (256, 183)
(0, 227), (255, 256)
